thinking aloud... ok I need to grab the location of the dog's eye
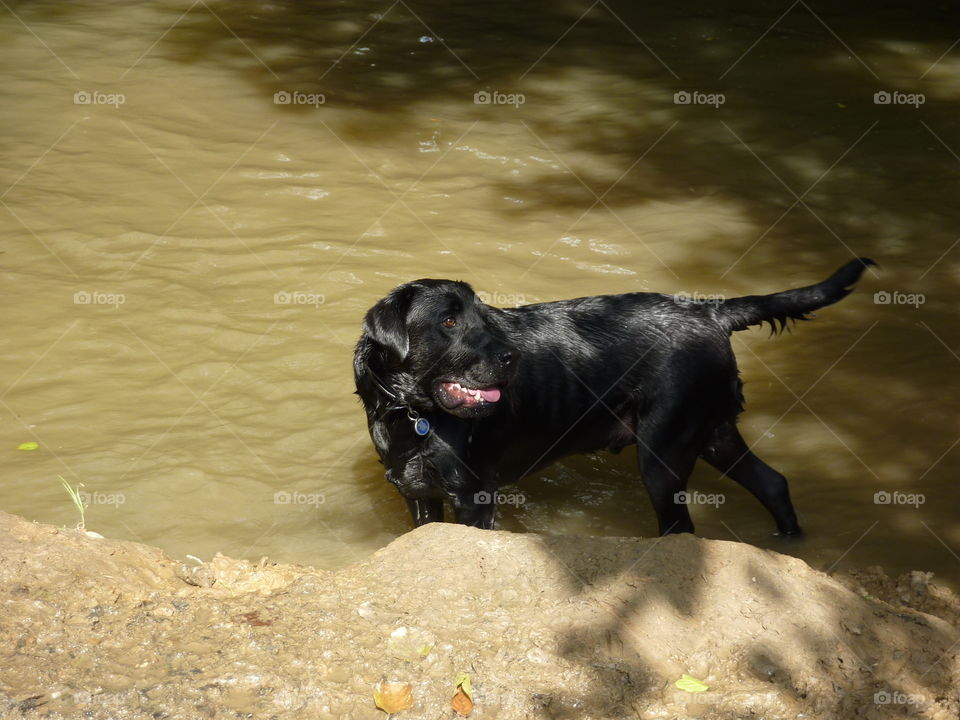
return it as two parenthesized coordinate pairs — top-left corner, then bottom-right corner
(442, 316), (457, 328)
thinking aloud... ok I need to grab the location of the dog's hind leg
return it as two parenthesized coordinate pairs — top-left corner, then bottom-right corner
(700, 421), (801, 536)
(406, 497), (444, 526)
(636, 440), (699, 536)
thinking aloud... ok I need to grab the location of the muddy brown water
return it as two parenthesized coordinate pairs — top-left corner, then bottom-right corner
(1, 1), (958, 587)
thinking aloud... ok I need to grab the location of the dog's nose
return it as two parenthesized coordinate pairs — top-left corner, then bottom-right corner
(497, 350), (516, 367)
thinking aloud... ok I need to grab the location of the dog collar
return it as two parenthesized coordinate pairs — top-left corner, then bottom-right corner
(369, 369), (431, 437)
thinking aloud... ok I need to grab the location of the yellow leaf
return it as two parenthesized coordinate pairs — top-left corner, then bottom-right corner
(675, 674), (709, 693)
(373, 681), (413, 714)
(452, 688), (473, 717)
(17, 442), (38, 451)
(454, 671), (472, 700)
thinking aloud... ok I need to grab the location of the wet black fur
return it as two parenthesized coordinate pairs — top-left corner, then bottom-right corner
(353, 258), (875, 535)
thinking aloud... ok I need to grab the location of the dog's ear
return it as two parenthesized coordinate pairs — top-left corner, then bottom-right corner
(361, 283), (419, 363)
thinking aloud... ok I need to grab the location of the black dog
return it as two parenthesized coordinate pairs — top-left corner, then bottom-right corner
(354, 258), (874, 536)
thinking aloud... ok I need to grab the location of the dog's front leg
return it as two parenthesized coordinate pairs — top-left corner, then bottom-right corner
(451, 488), (497, 529)
(405, 497), (444, 526)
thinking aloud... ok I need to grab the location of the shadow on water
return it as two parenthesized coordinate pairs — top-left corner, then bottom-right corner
(149, 0), (960, 256)
(16, 0), (958, 714)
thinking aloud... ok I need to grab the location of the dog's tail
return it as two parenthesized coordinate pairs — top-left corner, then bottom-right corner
(716, 257), (876, 334)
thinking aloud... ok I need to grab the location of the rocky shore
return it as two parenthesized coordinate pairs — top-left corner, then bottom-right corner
(1, 511), (957, 719)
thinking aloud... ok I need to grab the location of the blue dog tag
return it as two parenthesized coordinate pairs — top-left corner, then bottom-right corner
(414, 417), (431, 436)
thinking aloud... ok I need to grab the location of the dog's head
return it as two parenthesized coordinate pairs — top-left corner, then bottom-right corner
(357, 279), (518, 419)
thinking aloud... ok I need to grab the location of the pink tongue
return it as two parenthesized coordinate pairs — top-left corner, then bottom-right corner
(479, 387), (501, 403)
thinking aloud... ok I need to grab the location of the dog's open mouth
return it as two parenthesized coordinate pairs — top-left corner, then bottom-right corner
(436, 381), (503, 409)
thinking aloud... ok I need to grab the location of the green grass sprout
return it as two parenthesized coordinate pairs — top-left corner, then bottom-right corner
(58, 475), (86, 529)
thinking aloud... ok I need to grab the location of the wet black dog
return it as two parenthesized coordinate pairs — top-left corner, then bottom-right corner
(354, 258), (874, 535)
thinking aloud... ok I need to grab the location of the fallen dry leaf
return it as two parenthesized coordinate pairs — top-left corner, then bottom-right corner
(373, 681), (413, 714)
(452, 672), (473, 716)
(454, 672), (473, 700)
(451, 687), (473, 716)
